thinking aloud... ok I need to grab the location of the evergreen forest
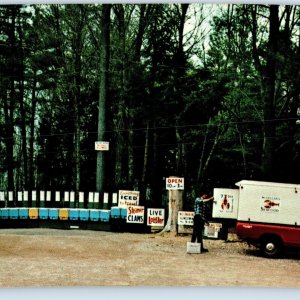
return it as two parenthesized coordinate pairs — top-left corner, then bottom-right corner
(1, 4), (300, 210)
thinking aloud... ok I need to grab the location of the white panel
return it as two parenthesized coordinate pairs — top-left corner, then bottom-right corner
(94, 192), (99, 203)
(70, 191), (75, 203)
(24, 191), (28, 201)
(64, 191), (70, 202)
(103, 193), (109, 204)
(55, 191), (60, 202)
(79, 192), (84, 203)
(112, 193), (118, 204)
(212, 188), (239, 219)
(40, 191), (45, 201)
(9, 191), (13, 201)
(46, 191), (51, 201)
(18, 191), (23, 201)
(0, 192), (4, 201)
(31, 191), (36, 201)
(88, 192), (94, 203)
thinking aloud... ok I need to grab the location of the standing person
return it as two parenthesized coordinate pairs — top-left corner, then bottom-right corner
(191, 194), (214, 252)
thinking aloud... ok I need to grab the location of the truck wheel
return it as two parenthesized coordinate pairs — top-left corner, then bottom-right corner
(260, 236), (282, 258)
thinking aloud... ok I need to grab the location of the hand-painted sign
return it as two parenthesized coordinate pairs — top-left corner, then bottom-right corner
(126, 206), (145, 223)
(177, 211), (194, 225)
(118, 190), (140, 207)
(166, 177), (184, 190)
(147, 208), (165, 226)
(95, 141), (109, 151)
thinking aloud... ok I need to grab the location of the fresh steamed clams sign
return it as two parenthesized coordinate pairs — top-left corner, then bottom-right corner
(126, 206), (145, 223)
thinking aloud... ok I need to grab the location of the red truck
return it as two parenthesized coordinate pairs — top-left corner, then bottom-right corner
(212, 180), (300, 258)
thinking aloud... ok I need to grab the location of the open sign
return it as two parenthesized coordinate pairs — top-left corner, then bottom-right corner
(166, 177), (184, 190)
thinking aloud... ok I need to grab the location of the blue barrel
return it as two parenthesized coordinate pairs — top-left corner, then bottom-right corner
(49, 208), (59, 220)
(9, 208), (19, 219)
(0, 208), (9, 219)
(69, 209), (79, 220)
(79, 209), (89, 221)
(19, 208), (29, 219)
(89, 209), (100, 221)
(120, 207), (127, 219)
(110, 206), (121, 219)
(39, 208), (49, 220)
(99, 210), (110, 222)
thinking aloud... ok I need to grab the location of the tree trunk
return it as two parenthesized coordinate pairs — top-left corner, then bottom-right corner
(17, 12), (28, 190)
(162, 187), (183, 234)
(29, 71), (37, 191)
(73, 16), (83, 192)
(96, 4), (111, 195)
(113, 4), (126, 189)
(262, 5), (279, 180)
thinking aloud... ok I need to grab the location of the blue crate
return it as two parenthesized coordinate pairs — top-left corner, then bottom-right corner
(110, 206), (121, 219)
(39, 208), (49, 220)
(69, 209), (79, 220)
(89, 209), (100, 221)
(0, 208), (9, 219)
(19, 208), (29, 219)
(79, 209), (89, 221)
(9, 208), (19, 219)
(49, 208), (59, 220)
(99, 210), (110, 222)
(120, 207), (127, 219)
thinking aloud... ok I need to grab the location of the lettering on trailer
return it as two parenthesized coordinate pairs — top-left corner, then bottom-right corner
(118, 190), (140, 206)
(177, 211), (194, 225)
(127, 206), (145, 223)
(166, 177), (184, 190)
(260, 196), (281, 213)
(147, 208), (165, 226)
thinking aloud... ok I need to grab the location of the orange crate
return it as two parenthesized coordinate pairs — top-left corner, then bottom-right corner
(29, 208), (38, 219)
(59, 208), (69, 220)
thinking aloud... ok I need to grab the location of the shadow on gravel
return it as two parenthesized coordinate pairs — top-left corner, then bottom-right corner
(243, 248), (300, 260)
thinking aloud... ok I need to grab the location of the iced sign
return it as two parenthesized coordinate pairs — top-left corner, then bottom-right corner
(118, 190), (140, 207)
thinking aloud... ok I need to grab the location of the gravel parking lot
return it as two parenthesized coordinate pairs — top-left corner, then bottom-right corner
(0, 228), (299, 288)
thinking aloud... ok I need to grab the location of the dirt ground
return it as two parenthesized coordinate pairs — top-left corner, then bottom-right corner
(0, 228), (300, 288)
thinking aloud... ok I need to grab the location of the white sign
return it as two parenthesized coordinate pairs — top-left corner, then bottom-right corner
(212, 188), (239, 219)
(166, 177), (184, 190)
(204, 223), (222, 239)
(95, 141), (109, 151)
(147, 208), (165, 226)
(118, 190), (140, 207)
(177, 211), (194, 225)
(126, 206), (145, 223)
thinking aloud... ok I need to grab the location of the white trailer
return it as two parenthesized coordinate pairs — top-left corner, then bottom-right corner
(212, 180), (300, 257)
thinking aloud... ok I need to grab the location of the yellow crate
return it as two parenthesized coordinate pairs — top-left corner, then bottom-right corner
(29, 208), (38, 219)
(59, 208), (69, 220)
